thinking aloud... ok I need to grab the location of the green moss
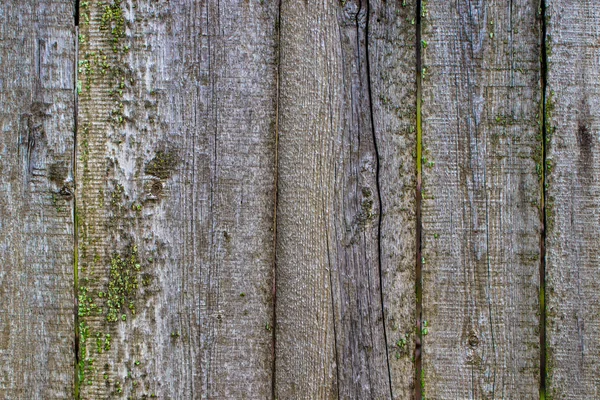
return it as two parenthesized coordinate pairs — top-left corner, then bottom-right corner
(78, 286), (100, 317)
(421, 0), (428, 18)
(394, 331), (411, 360)
(76, 321), (96, 394)
(106, 246), (142, 323)
(110, 183), (125, 210)
(95, 333), (111, 353)
(100, 0), (126, 47)
(80, 0), (90, 25)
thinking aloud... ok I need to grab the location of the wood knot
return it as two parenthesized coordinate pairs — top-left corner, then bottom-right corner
(59, 185), (73, 200)
(468, 332), (479, 347)
(150, 181), (163, 196)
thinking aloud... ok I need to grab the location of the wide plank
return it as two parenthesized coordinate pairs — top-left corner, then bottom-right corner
(545, 1), (600, 398)
(0, 0), (75, 398)
(420, 1), (542, 397)
(275, 0), (413, 397)
(76, 0), (278, 398)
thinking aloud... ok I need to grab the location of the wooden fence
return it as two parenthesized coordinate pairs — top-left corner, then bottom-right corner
(0, 0), (598, 398)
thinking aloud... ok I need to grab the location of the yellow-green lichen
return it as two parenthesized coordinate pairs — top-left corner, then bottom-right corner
(106, 246), (142, 323)
(99, 0), (126, 51)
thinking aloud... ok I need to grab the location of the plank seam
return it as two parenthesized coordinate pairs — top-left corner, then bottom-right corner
(73, 0), (80, 396)
(363, 0), (394, 397)
(539, 0), (548, 398)
(414, 0), (423, 398)
(74, 0), (79, 26)
(272, 1), (282, 398)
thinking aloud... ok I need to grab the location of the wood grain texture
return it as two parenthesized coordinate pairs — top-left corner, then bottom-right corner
(0, 0), (75, 398)
(276, 0), (397, 398)
(369, 0), (417, 397)
(76, 0), (278, 398)
(545, 2), (600, 398)
(420, 1), (542, 398)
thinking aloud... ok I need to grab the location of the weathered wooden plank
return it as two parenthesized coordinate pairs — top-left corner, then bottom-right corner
(276, 1), (404, 398)
(0, 0), (75, 398)
(76, 0), (278, 398)
(369, 0), (418, 398)
(545, 2), (600, 398)
(420, 1), (542, 398)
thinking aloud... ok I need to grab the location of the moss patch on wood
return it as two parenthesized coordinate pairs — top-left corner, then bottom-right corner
(106, 246), (142, 323)
(144, 151), (179, 179)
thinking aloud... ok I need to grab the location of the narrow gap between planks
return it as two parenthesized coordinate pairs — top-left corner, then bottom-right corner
(414, 0), (423, 398)
(539, 0), (548, 398)
(271, 0), (282, 398)
(73, 0), (81, 398)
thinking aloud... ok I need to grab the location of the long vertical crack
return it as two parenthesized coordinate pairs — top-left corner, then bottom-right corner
(415, 0), (423, 399)
(362, 0), (394, 397)
(539, 0), (548, 398)
(72, 0), (80, 398)
(271, 1), (282, 398)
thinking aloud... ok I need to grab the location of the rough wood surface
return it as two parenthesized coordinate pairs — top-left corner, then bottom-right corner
(0, 0), (75, 398)
(545, 2), (600, 398)
(369, 0), (417, 397)
(276, 0), (407, 398)
(76, 0), (278, 398)
(7, 2), (600, 398)
(420, 1), (542, 398)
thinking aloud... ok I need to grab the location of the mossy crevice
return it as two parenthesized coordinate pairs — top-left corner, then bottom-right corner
(539, 1), (550, 398)
(415, 0), (424, 398)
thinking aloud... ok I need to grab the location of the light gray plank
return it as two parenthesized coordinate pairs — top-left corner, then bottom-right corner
(420, 1), (542, 398)
(0, 0), (75, 398)
(76, 0), (278, 398)
(545, 1), (600, 398)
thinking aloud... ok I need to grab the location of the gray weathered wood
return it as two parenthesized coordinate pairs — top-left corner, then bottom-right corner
(0, 0), (75, 398)
(369, 0), (418, 397)
(545, 2), (600, 398)
(76, 0), (278, 398)
(9, 2), (600, 398)
(276, 0), (414, 398)
(420, 1), (542, 397)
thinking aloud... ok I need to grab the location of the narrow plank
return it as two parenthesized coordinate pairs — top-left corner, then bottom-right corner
(420, 1), (542, 398)
(276, 1), (394, 398)
(369, 0), (418, 397)
(545, 2), (600, 398)
(76, 0), (278, 398)
(0, 0), (75, 398)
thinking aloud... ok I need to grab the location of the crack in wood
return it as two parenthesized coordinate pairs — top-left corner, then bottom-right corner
(415, 0), (423, 399)
(539, 0), (548, 398)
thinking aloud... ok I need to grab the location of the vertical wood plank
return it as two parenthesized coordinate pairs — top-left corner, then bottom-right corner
(0, 0), (75, 398)
(76, 0), (278, 398)
(420, 1), (542, 397)
(545, 2), (600, 398)
(369, 1), (418, 397)
(276, 0), (418, 397)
